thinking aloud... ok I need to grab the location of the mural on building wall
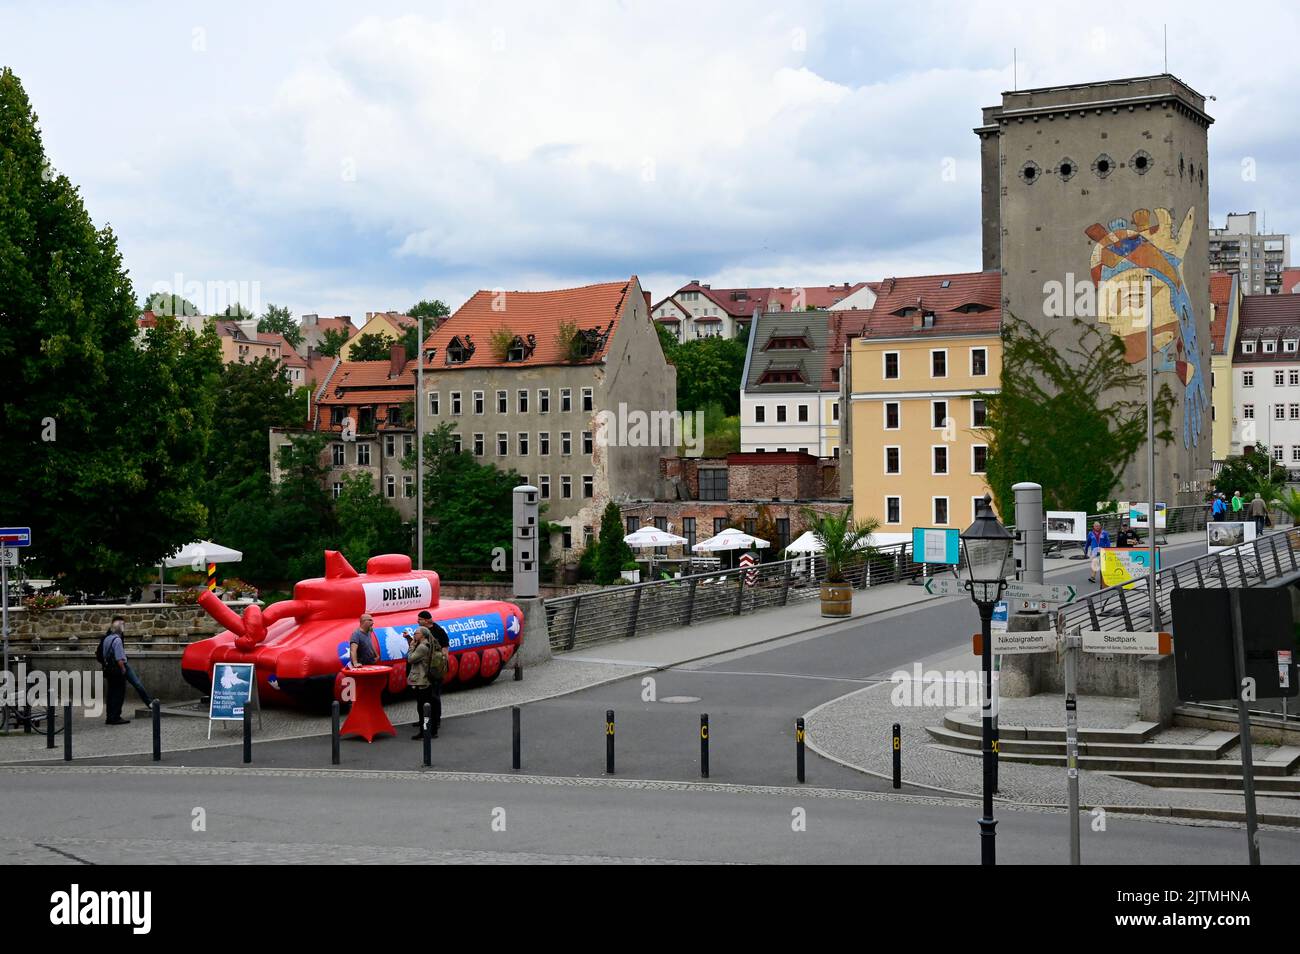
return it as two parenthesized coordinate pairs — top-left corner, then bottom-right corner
(1085, 207), (1208, 448)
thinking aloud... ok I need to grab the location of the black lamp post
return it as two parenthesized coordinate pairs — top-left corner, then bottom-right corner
(961, 493), (1014, 866)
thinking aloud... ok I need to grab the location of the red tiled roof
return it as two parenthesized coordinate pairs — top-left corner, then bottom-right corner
(421, 278), (636, 370)
(1209, 271), (1236, 354)
(859, 271), (1002, 338)
(255, 332), (308, 367)
(1235, 294), (1300, 363)
(651, 296), (692, 321)
(314, 316), (356, 337)
(1281, 268), (1300, 294)
(680, 281), (868, 318)
(306, 354), (338, 387)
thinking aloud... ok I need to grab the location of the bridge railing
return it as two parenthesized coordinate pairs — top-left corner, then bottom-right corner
(1060, 523), (1300, 635)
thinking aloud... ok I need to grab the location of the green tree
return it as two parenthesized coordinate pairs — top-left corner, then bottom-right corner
(595, 501), (632, 585)
(334, 472), (410, 569)
(143, 291), (201, 317)
(409, 299), (450, 323)
(803, 507), (877, 582)
(982, 315), (1175, 517)
(348, 331), (396, 362)
(204, 356), (303, 532)
(1213, 444), (1287, 501)
(257, 303), (302, 350)
(415, 423), (523, 572)
(662, 335), (747, 415)
(318, 327), (350, 357)
(222, 302), (254, 318)
(0, 68), (224, 593)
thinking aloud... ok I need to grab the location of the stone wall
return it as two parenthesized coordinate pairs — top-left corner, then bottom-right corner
(4, 601), (235, 648)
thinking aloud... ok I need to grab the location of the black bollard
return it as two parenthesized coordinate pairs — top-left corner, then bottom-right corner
(22, 700), (31, 734)
(422, 703), (432, 767)
(63, 703), (72, 762)
(331, 701), (340, 765)
(46, 705), (54, 750)
(700, 713), (710, 779)
(892, 722), (901, 790)
(514, 664), (523, 682)
(605, 709), (615, 774)
(152, 700), (161, 762)
(511, 706), (521, 770)
(796, 717), (806, 783)
(242, 707), (252, 764)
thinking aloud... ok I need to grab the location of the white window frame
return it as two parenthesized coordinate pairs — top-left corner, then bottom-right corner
(429, 391), (440, 415)
(882, 350), (900, 380)
(971, 398), (987, 428)
(884, 445), (901, 475)
(473, 433), (484, 456)
(885, 496), (902, 525)
(518, 389), (529, 414)
(496, 432), (508, 456)
(403, 475), (415, 498)
(384, 475), (396, 498)
(930, 348), (948, 379)
(331, 443), (345, 467)
(1264, 340), (1277, 354)
(931, 400), (948, 430)
(496, 390), (508, 414)
(970, 347), (988, 376)
(581, 387), (594, 412)
(538, 388), (550, 413)
(561, 431), (572, 455)
(538, 475), (550, 499)
(1243, 371), (1254, 387)
(560, 387), (572, 412)
(1243, 341), (1256, 354)
(931, 445), (948, 476)
(539, 431), (550, 456)
(561, 475), (573, 499)
(971, 444), (988, 474)
(932, 496), (950, 526)
(518, 432), (529, 455)
(473, 390), (484, 414)
(450, 391), (462, 416)
(582, 475), (594, 498)
(356, 443), (372, 466)
(1243, 404), (1255, 420)
(883, 401), (901, 430)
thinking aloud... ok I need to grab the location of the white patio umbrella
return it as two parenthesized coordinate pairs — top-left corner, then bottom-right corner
(624, 526), (689, 579)
(692, 527), (771, 552)
(784, 531), (885, 554)
(159, 540), (244, 599)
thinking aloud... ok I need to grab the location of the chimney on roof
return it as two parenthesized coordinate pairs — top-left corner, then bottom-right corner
(388, 343), (407, 379)
(702, 283), (711, 289)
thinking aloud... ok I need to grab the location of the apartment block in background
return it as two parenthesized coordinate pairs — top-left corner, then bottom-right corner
(420, 277), (676, 549)
(848, 271), (1001, 532)
(1210, 212), (1291, 296)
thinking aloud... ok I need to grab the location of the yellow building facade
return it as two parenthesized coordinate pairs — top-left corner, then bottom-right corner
(850, 330), (1000, 532)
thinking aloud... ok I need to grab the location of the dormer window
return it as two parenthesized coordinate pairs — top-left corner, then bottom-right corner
(446, 335), (475, 365)
(505, 334), (537, 363)
(763, 334), (812, 351)
(955, 302), (991, 314)
(1285, 340), (1298, 354)
(1263, 339), (1277, 354)
(758, 368), (807, 385)
(892, 307), (918, 318)
(1243, 341), (1256, 354)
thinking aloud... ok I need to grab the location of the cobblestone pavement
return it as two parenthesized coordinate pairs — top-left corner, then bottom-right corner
(805, 674), (1300, 819)
(0, 657), (647, 763)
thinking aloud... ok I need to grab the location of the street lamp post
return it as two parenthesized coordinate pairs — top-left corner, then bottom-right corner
(961, 493), (1015, 866)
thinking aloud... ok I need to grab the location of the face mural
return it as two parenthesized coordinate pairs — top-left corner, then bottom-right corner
(1085, 207), (1208, 448)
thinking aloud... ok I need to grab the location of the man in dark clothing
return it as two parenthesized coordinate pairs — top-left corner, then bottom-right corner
(416, 611), (448, 735)
(347, 614), (379, 668)
(99, 616), (130, 724)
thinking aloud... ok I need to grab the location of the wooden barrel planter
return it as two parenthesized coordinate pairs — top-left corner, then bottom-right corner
(820, 582), (853, 618)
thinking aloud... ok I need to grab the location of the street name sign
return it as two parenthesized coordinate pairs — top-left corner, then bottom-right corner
(992, 628), (1059, 654)
(1081, 630), (1171, 655)
(0, 528), (31, 547)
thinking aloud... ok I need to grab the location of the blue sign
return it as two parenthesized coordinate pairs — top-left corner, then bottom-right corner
(912, 527), (961, 565)
(991, 600), (1009, 632)
(441, 614), (506, 651)
(0, 527), (31, 547)
(209, 663), (255, 721)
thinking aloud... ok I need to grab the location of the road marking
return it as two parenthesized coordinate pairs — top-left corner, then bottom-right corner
(665, 668), (884, 685)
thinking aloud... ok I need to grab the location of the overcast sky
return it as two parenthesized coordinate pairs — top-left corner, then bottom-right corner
(3, 0), (1297, 321)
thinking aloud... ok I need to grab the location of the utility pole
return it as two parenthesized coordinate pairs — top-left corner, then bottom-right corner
(416, 315), (424, 570)
(1145, 276), (1158, 627)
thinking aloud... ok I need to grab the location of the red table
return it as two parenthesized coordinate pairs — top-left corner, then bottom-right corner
(338, 665), (396, 743)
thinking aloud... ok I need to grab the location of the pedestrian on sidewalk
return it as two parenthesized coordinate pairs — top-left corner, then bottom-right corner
(1211, 493), (1227, 521)
(404, 625), (435, 739)
(1249, 493), (1268, 536)
(1084, 521), (1111, 584)
(1232, 490), (1244, 517)
(97, 616), (153, 723)
(416, 610), (448, 736)
(348, 614), (379, 669)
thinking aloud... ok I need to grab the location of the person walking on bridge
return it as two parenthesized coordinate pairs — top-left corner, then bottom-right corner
(1249, 493), (1269, 536)
(1085, 521), (1111, 584)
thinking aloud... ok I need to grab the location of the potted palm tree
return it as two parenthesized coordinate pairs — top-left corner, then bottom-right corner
(804, 507), (878, 617)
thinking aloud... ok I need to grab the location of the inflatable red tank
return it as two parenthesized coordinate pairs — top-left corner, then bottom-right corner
(181, 551), (523, 708)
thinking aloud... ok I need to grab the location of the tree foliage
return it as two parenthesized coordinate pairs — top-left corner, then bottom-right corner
(334, 472), (409, 570)
(1213, 443), (1288, 501)
(659, 334), (747, 416)
(347, 331), (396, 362)
(143, 292), (201, 317)
(257, 303), (302, 349)
(595, 501), (633, 585)
(318, 327), (350, 357)
(417, 422), (522, 571)
(982, 315), (1175, 517)
(408, 299), (450, 322)
(0, 67), (223, 594)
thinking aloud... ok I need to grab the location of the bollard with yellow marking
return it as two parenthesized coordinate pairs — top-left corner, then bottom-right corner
(892, 722), (901, 789)
(605, 709), (615, 774)
(207, 561), (217, 592)
(700, 713), (710, 778)
(796, 717), (806, 783)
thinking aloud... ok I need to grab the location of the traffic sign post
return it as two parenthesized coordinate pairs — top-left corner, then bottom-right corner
(0, 529), (26, 692)
(922, 577), (965, 597)
(1003, 580), (1078, 605)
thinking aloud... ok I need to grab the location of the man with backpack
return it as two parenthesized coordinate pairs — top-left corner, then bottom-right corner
(97, 615), (154, 724)
(416, 610), (450, 737)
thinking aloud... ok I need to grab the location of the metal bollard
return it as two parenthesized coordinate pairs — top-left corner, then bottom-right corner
(242, 707), (252, 764)
(514, 664), (523, 682)
(511, 706), (521, 770)
(22, 700), (31, 734)
(331, 701), (340, 766)
(796, 717), (806, 783)
(605, 709), (615, 774)
(422, 703), (432, 767)
(46, 705), (54, 750)
(64, 703), (73, 761)
(700, 713), (710, 779)
(152, 700), (161, 762)
(892, 722), (901, 789)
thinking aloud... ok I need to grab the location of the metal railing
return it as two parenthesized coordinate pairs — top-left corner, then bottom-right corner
(1061, 523), (1300, 635)
(543, 504), (1216, 652)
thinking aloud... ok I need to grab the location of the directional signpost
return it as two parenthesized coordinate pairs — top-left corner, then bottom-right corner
(0, 527), (31, 683)
(1003, 581), (1077, 605)
(922, 577), (965, 597)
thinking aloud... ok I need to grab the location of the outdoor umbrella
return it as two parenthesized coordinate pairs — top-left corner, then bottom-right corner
(690, 527), (771, 552)
(160, 540), (244, 598)
(623, 526), (689, 578)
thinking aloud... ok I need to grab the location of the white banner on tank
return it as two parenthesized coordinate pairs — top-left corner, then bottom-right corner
(363, 578), (433, 614)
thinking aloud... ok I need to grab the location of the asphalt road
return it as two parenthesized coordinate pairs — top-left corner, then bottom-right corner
(3, 765), (1297, 865)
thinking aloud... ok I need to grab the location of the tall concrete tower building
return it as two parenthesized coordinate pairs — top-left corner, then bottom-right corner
(976, 75), (1214, 505)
